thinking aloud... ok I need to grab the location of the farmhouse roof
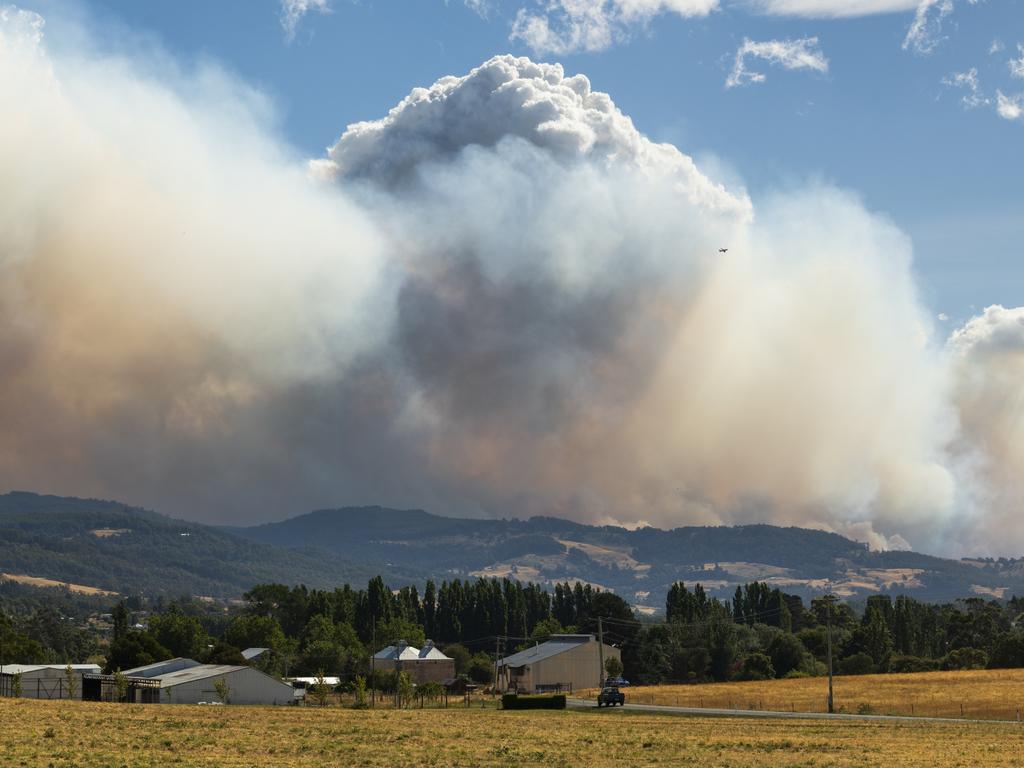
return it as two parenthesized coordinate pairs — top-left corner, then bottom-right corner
(418, 641), (451, 660)
(373, 640), (421, 661)
(241, 647), (270, 661)
(498, 634), (596, 668)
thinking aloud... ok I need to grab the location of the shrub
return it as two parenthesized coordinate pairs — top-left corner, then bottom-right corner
(64, 665), (79, 700)
(735, 653), (775, 681)
(838, 652), (875, 676)
(352, 675), (368, 709)
(368, 669), (397, 693)
(768, 634), (809, 678)
(501, 694), (566, 710)
(309, 671), (331, 707)
(213, 678), (230, 705)
(943, 648), (988, 671)
(989, 632), (1024, 669)
(604, 657), (624, 680)
(467, 653), (494, 685)
(397, 672), (414, 709)
(890, 655), (940, 674)
(418, 681), (444, 703)
(113, 669), (128, 703)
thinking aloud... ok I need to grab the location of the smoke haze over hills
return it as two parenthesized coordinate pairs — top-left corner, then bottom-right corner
(0, 6), (1021, 557)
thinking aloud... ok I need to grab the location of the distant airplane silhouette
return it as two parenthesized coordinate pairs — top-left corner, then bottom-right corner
(718, 247), (728, 253)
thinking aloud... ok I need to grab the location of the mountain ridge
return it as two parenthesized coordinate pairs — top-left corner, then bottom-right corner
(3, 491), (1022, 607)
(233, 505), (1022, 606)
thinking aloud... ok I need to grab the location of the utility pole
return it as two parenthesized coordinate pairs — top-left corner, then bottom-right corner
(493, 636), (502, 695)
(597, 617), (605, 688)
(825, 594), (834, 714)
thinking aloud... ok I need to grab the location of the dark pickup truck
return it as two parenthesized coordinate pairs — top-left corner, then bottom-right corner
(597, 686), (625, 707)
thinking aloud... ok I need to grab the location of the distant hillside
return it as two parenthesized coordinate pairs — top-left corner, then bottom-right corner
(0, 492), (417, 598)
(234, 506), (1024, 609)
(4, 492), (1022, 608)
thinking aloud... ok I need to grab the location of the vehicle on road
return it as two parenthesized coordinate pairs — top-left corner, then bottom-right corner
(605, 677), (630, 687)
(597, 686), (625, 707)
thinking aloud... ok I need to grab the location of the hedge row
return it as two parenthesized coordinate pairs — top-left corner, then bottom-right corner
(501, 694), (567, 710)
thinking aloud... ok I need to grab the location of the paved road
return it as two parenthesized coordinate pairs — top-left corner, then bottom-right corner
(567, 698), (1020, 725)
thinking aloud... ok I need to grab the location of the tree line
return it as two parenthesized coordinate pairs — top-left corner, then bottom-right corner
(3, 576), (1024, 687)
(628, 581), (1024, 684)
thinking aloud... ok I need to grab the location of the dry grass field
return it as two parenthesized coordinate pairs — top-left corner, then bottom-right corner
(583, 668), (1024, 720)
(2, 697), (1023, 767)
(0, 573), (118, 596)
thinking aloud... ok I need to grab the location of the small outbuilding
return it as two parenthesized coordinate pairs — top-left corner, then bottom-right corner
(497, 634), (620, 693)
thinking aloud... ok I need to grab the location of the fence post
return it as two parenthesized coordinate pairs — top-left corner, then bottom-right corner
(960, 702), (964, 718)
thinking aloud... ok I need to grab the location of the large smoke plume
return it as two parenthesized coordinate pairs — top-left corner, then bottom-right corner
(0, 7), (1020, 555)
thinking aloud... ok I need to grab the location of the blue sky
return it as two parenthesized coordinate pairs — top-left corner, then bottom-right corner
(28, 0), (1021, 325)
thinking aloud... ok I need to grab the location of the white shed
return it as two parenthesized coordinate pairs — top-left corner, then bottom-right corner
(154, 664), (294, 705)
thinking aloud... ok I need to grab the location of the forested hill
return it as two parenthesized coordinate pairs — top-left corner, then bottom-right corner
(0, 492), (412, 597)
(4, 492), (1024, 607)
(234, 506), (1024, 608)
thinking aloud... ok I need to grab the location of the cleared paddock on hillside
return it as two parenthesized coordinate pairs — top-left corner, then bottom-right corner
(582, 668), (1024, 720)
(1, 697), (1022, 767)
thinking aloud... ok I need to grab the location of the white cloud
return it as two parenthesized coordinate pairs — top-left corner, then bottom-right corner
(726, 37), (828, 89)
(747, 0), (919, 18)
(462, 0), (493, 18)
(941, 68), (989, 109)
(280, 0), (330, 42)
(996, 90), (1023, 121)
(509, 0), (718, 56)
(1010, 44), (1024, 79)
(902, 0), (952, 55)
(989, 38), (1004, 55)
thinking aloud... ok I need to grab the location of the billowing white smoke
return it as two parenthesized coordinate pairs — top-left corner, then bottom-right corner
(947, 307), (1024, 553)
(0, 8), (1020, 554)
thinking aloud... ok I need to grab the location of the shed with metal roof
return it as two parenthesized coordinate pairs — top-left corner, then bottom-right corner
(497, 634), (619, 693)
(154, 664), (294, 705)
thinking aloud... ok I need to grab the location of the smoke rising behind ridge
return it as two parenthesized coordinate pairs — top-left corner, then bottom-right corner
(0, 7), (1020, 556)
